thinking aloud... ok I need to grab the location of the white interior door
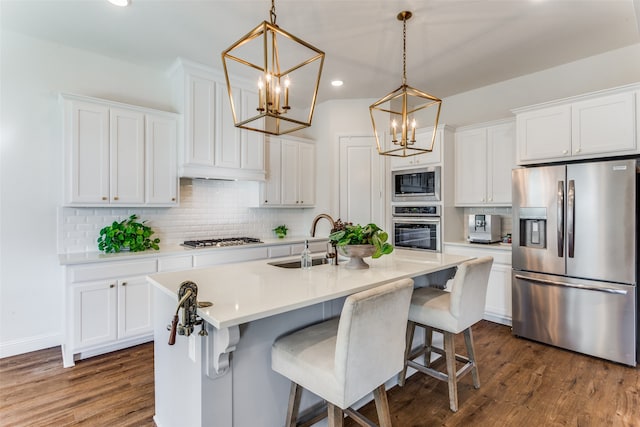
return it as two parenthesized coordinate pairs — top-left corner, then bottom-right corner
(339, 136), (385, 226)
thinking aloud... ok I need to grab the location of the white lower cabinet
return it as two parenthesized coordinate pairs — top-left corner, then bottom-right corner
(117, 276), (153, 339)
(72, 280), (118, 349)
(63, 259), (157, 367)
(443, 243), (512, 326)
(62, 240), (330, 367)
(71, 276), (152, 349)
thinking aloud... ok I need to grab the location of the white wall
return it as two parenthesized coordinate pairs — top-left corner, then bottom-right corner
(1, 25), (639, 357)
(0, 32), (310, 357)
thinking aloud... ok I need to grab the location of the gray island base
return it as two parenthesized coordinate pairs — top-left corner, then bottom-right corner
(147, 250), (473, 427)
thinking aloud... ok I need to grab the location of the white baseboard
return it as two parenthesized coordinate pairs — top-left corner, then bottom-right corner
(483, 312), (513, 327)
(0, 333), (64, 359)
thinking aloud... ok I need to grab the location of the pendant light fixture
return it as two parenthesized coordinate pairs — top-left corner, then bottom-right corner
(222, 0), (325, 136)
(369, 11), (442, 157)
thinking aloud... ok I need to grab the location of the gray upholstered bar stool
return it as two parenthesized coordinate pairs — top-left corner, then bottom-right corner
(271, 279), (414, 427)
(399, 256), (493, 412)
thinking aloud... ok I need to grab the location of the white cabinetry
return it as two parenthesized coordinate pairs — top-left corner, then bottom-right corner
(62, 239), (329, 367)
(62, 93), (178, 206)
(260, 136), (315, 207)
(171, 59), (265, 180)
(64, 259), (157, 367)
(390, 128), (442, 170)
(514, 84), (639, 164)
(455, 119), (515, 206)
(146, 114), (178, 204)
(443, 243), (512, 326)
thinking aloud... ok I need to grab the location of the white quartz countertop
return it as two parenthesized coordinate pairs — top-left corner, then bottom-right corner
(147, 249), (473, 329)
(58, 236), (329, 265)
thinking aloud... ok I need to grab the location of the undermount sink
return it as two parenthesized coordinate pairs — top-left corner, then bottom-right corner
(268, 257), (332, 269)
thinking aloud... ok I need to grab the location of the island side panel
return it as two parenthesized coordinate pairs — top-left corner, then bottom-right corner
(153, 287), (233, 427)
(231, 302), (330, 427)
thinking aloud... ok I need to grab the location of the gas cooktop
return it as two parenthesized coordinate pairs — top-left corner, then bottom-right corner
(181, 237), (263, 249)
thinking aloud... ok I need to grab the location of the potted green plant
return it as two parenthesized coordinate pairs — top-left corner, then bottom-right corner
(97, 214), (161, 253)
(273, 224), (288, 239)
(328, 221), (393, 269)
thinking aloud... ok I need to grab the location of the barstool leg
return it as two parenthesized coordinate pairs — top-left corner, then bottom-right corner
(285, 382), (302, 427)
(399, 321), (416, 386)
(443, 332), (458, 412)
(464, 327), (480, 389)
(424, 326), (434, 367)
(373, 384), (393, 427)
(327, 403), (344, 427)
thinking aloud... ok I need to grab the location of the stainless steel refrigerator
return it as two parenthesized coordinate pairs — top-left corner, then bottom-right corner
(512, 158), (638, 366)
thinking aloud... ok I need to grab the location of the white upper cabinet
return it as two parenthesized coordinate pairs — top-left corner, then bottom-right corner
(390, 127), (443, 169)
(62, 93), (179, 207)
(260, 136), (315, 207)
(260, 138), (282, 205)
(109, 108), (145, 204)
(146, 114), (178, 205)
(241, 90), (266, 172)
(65, 100), (110, 204)
(571, 91), (636, 156)
(172, 59), (265, 180)
(455, 119), (515, 206)
(514, 84), (639, 165)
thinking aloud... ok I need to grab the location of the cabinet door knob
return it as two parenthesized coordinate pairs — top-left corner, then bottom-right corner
(122, 282), (127, 286)
(110, 284), (115, 288)
(562, 150), (568, 155)
(114, 196), (119, 201)
(171, 198), (176, 201)
(102, 196), (107, 201)
(575, 148), (581, 153)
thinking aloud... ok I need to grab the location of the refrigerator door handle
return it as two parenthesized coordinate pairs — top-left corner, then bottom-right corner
(567, 179), (575, 258)
(514, 274), (628, 295)
(557, 181), (564, 257)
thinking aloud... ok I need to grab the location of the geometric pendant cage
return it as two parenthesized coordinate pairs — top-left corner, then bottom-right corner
(222, 1), (325, 136)
(369, 11), (442, 157)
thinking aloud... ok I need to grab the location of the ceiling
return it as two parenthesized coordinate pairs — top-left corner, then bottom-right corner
(2, 0), (639, 102)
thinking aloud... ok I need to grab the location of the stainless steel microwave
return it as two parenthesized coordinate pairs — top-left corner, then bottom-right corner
(392, 166), (441, 202)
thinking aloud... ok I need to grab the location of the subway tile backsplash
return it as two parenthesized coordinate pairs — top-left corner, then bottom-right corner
(58, 179), (307, 254)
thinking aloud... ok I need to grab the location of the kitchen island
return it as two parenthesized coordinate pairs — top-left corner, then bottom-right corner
(147, 249), (473, 427)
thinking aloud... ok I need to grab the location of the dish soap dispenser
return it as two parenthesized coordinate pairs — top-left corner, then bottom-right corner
(301, 240), (312, 269)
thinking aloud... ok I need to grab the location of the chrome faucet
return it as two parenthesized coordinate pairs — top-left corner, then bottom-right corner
(310, 213), (336, 237)
(310, 214), (339, 265)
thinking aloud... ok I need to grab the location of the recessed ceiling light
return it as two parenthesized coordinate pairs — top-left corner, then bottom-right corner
(108, 0), (130, 7)
(331, 80), (344, 87)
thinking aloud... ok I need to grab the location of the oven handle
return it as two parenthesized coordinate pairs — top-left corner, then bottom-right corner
(392, 217), (441, 224)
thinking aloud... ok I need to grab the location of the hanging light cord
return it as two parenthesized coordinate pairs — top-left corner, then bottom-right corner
(402, 15), (407, 86)
(270, 0), (277, 25)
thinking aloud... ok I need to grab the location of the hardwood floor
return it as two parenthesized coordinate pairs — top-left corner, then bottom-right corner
(0, 321), (638, 426)
(0, 343), (155, 427)
(347, 321), (640, 427)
